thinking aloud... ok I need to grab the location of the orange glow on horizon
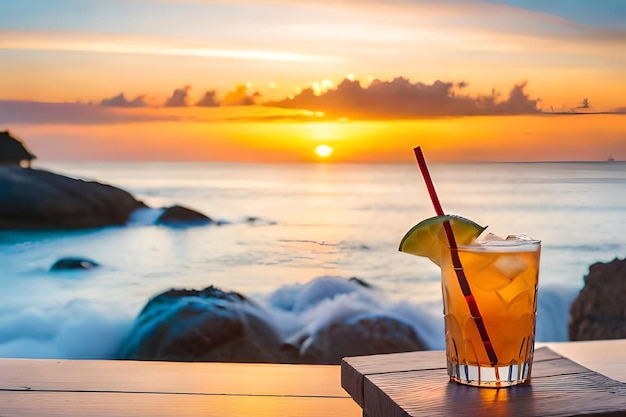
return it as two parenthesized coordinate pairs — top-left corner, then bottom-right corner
(11, 105), (626, 164)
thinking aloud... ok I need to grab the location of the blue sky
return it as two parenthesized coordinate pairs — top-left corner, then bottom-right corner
(488, 0), (626, 28)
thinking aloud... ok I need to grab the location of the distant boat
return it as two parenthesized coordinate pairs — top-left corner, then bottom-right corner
(607, 155), (615, 162)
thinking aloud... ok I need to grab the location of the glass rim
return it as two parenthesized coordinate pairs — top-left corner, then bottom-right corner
(454, 240), (541, 253)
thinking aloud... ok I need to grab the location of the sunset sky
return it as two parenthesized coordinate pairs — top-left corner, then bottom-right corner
(1, 0), (625, 162)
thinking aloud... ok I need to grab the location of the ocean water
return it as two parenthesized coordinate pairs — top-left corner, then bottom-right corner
(1, 161), (625, 359)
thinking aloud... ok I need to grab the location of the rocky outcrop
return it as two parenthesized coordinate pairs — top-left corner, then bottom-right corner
(156, 205), (213, 226)
(50, 257), (100, 271)
(0, 166), (146, 229)
(118, 277), (427, 364)
(569, 257), (626, 341)
(287, 314), (427, 365)
(117, 286), (292, 363)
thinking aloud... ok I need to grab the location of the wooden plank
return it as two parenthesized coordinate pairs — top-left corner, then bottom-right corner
(342, 347), (626, 417)
(341, 347), (563, 405)
(342, 350), (445, 375)
(364, 368), (626, 417)
(0, 391), (362, 417)
(0, 359), (347, 398)
(340, 356), (365, 408)
(342, 347), (561, 378)
(540, 340), (626, 383)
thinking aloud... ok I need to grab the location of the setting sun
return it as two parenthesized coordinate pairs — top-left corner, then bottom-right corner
(315, 144), (334, 158)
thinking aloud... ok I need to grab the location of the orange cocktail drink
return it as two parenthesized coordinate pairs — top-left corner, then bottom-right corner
(400, 147), (542, 388)
(441, 237), (541, 387)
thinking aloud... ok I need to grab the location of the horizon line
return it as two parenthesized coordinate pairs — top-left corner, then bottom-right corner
(33, 159), (623, 165)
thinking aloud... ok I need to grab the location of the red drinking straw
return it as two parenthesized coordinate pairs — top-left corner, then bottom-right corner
(413, 146), (498, 366)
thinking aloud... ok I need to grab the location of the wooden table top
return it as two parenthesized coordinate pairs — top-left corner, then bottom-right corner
(1, 340), (624, 416)
(0, 359), (361, 417)
(342, 339), (626, 417)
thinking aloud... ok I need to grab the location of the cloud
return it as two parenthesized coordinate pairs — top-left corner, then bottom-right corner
(165, 85), (191, 107)
(195, 90), (220, 107)
(1, 76), (622, 127)
(0, 100), (179, 125)
(100, 93), (147, 107)
(265, 77), (541, 119)
(222, 84), (261, 106)
(494, 82), (540, 114)
(0, 99), (324, 126)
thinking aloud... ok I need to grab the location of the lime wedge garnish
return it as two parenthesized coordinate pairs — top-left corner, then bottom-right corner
(399, 214), (486, 266)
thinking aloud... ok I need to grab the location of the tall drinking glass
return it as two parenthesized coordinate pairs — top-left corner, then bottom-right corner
(440, 237), (541, 387)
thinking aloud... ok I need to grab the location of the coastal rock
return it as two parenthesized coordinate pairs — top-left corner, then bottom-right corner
(0, 166), (146, 229)
(272, 276), (426, 364)
(156, 204), (212, 226)
(568, 258), (626, 341)
(118, 277), (427, 364)
(50, 257), (99, 271)
(289, 314), (427, 365)
(117, 286), (291, 363)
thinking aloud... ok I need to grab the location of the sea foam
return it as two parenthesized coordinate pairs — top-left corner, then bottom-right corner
(0, 300), (133, 359)
(0, 276), (577, 359)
